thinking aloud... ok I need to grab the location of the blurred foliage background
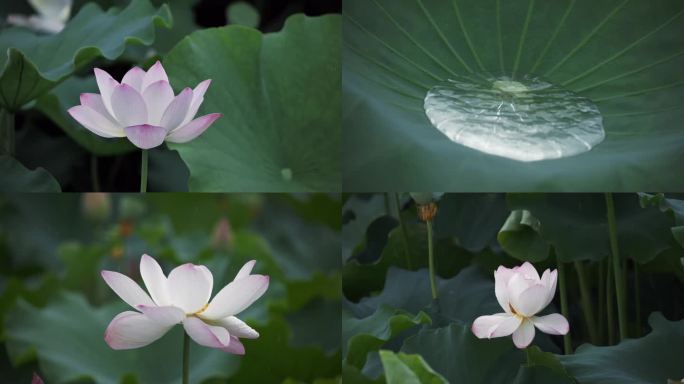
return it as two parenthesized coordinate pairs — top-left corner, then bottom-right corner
(0, 0), (341, 192)
(0, 192), (341, 383)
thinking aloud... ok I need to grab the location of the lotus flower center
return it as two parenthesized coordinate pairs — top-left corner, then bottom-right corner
(193, 303), (209, 316)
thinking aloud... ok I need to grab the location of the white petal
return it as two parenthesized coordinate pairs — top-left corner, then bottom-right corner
(532, 314), (569, 335)
(518, 262), (541, 281)
(104, 311), (171, 350)
(80, 93), (117, 123)
(213, 316), (259, 339)
(506, 273), (537, 312)
(234, 260), (256, 281)
(137, 305), (185, 327)
(511, 283), (549, 317)
(200, 275), (269, 320)
(183, 316), (230, 348)
(140, 254), (171, 306)
(141, 61), (169, 92)
(93, 68), (119, 118)
(494, 266), (515, 313)
(68, 105), (123, 138)
(101, 270), (154, 309)
(142, 80), (175, 126)
(181, 79), (211, 126)
(121, 67), (146, 92)
(110, 84), (148, 127)
(471, 313), (521, 339)
(540, 269), (558, 308)
(167, 263), (213, 314)
(512, 319), (535, 348)
(221, 336), (245, 355)
(160, 88), (193, 131)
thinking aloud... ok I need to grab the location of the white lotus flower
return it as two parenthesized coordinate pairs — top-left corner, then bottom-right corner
(472, 262), (569, 348)
(102, 254), (269, 354)
(68, 61), (221, 150)
(7, 0), (71, 34)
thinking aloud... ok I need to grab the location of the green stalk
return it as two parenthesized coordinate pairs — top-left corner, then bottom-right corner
(183, 332), (190, 384)
(634, 260), (641, 336)
(605, 193), (628, 341)
(574, 261), (598, 344)
(140, 149), (149, 193)
(394, 193), (413, 269)
(90, 155), (100, 191)
(0, 109), (15, 156)
(606, 256), (615, 345)
(426, 220), (437, 300)
(557, 256), (572, 354)
(597, 259), (606, 344)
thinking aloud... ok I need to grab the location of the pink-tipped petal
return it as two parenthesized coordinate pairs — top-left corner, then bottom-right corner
(511, 283), (549, 317)
(94, 68), (119, 117)
(182, 79), (212, 126)
(234, 260), (256, 281)
(104, 311), (171, 350)
(160, 88), (193, 132)
(68, 105), (123, 138)
(532, 314), (569, 335)
(183, 316), (230, 348)
(221, 336), (245, 355)
(80, 93), (117, 122)
(142, 80), (175, 126)
(166, 113), (221, 143)
(122, 67), (146, 92)
(101, 270), (155, 309)
(199, 275), (270, 320)
(471, 313), (521, 339)
(141, 61), (169, 92)
(213, 316), (259, 339)
(140, 254), (171, 306)
(512, 319), (535, 348)
(110, 84), (147, 127)
(137, 305), (185, 327)
(167, 263), (213, 314)
(124, 124), (167, 150)
(494, 266), (515, 313)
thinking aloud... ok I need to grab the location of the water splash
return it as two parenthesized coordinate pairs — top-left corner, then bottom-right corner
(424, 74), (604, 162)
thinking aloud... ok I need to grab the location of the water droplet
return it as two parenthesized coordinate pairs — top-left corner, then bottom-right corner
(424, 73), (605, 162)
(281, 168), (293, 181)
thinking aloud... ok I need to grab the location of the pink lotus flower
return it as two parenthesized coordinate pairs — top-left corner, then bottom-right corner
(102, 254), (269, 354)
(68, 61), (221, 149)
(472, 262), (569, 348)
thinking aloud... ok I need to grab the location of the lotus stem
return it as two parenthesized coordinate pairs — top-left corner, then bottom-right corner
(575, 261), (598, 344)
(394, 193), (413, 269)
(634, 259), (641, 336)
(605, 193), (628, 341)
(91, 155), (100, 191)
(0, 109), (15, 156)
(427, 219), (437, 300)
(140, 149), (149, 193)
(597, 259), (606, 343)
(606, 256), (615, 345)
(183, 331), (190, 384)
(556, 255), (572, 354)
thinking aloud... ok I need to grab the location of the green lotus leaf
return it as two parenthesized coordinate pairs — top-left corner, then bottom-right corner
(0, 0), (171, 111)
(4, 293), (238, 384)
(558, 312), (684, 383)
(0, 155), (60, 192)
(497, 210), (549, 262)
(505, 193), (682, 263)
(379, 350), (447, 384)
(344, 0), (684, 190)
(163, 14), (340, 192)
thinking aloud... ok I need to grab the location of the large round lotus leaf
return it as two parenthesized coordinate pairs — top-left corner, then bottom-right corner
(0, 0), (171, 111)
(558, 313), (684, 383)
(164, 14), (340, 192)
(344, 0), (684, 190)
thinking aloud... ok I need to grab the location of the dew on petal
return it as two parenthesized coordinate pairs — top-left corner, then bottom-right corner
(423, 73), (605, 162)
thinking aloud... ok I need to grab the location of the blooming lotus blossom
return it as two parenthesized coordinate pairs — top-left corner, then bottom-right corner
(68, 61), (221, 150)
(7, 0), (71, 34)
(472, 262), (569, 348)
(102, 254), (269, 354)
